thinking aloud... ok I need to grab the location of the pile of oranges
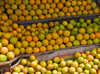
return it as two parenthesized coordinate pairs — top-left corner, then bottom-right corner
(2, 0), (100, 21)
(0, 13), (100, 61)
(4, 48), (100, 74)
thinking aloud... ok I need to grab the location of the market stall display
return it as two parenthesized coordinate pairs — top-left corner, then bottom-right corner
(4, 47), (100, 74)
(4, 0), (100, 21)
(0, 0), (100, 73)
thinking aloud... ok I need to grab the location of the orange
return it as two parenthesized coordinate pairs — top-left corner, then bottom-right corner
(7, 9), (13, 15)
(82, 1), (87, 6)
(4, 72), (11, 74)
(19, 25), (24, 30)
(52, 13), (58, 18)
(49, 8), (54, 14)
(1, 39), (8, 47)
(51, 3), (56, 9)
(57, 3), (63, 9)
(19, 16), (25, 21)
(2, 26), (8, 32)
(61, 0), (65, 4)
(42, 39), (49, 46)
(17, 33), (22, 39)
(54, 0), (59, 4)
(66, 42), (72, 47)
(40, 46), (46, 52)
(95, 32), (100, 38)
(83, 10), (88, 15)
(12, 30), (17, 36)
(85, 5), (91, 10)
(60, 44), (65, 49)
(46, 34), (52, 40)
(74, 6), (79, 12)
(0, 10), (2, 15)
(23, 10), (29, 16)
(91, 2), (96, 9)
(6, 19), (13, 25)
(77, 11), (82, 15)
(29, 0), (35, 5)
(87, 55), (94, 61)
(16, 28), (22, 33)
(37, 22), (42, 28)
(90, 33), (95, 39)
(45, 14), (51, 18)
(26, 15), (32, 21)
(3, 33), (11, 39)
(32, 4), (38, 10)
(80, 6), (84, 11)
(5, 4), (10, 9)
(25, 31), (31, 36)
(33, 47), (39, 53)
(47, 45), (53, 51)
(81, 40), (87, 45)
(42, 0), (47, 4)
(11, 4), (17, 10)
(50, 39), (55, 45)
(84, 34), (89, 40)
(63, 37), (69, 44)
(62, 7), (68, 13)
(87, 0), (92, 4)
(72, 1), (77, 6)
(36, 9), (42, 15)
(26, 36), (32, 42)
(66, 12), (71, 16)
(15, 0), (22, 5)
(65, 1), (71, 7)
(68, 7), (74, 12)
(76, 34), (83, 41)
(29, 41), (35, 48)
(9, 14), (18, 21)
(35, 0), (41, 5)
(39, 15), (45, 19)
(2, 15), (8, 21)
(48, 0), (52, 3)
(33, 36), (38, 42)
(19, 4), (25, 10)
(58, 11), (65, 17)
(15, 9), (22, 16)
(45, 3), (50, 9)
(0, 47), (8, 54)
(93, 8), (99, 13)
(56, 37), (63, 45)
(26, 47), (33, 54)
(12, 23), (18, 29)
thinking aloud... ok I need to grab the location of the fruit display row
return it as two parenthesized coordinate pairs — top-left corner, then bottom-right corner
(1, 13), (100, 62)
(4, 48), (100, 74)
(2, 0), (100, 21)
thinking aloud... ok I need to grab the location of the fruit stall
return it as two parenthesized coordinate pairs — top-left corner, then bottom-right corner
(1, 0), (100, 74)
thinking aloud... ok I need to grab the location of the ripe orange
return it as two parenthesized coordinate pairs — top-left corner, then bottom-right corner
(32, 36), (38, 42)
(57, 3), (63, 9)
(95, 32), (100, 38)
(51, 3), (56, 9)
(40, 46), (46, 52)
(81, 40), (87, 45)
(26, 36), (32, 42)
(82, 1), (87, 6)
(33, 47), (39, 53)
(85, 5), (91, 10)
(90, 33), (95, 39)
(87, 55), (94, 61)
(19, 4), (25, 10)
